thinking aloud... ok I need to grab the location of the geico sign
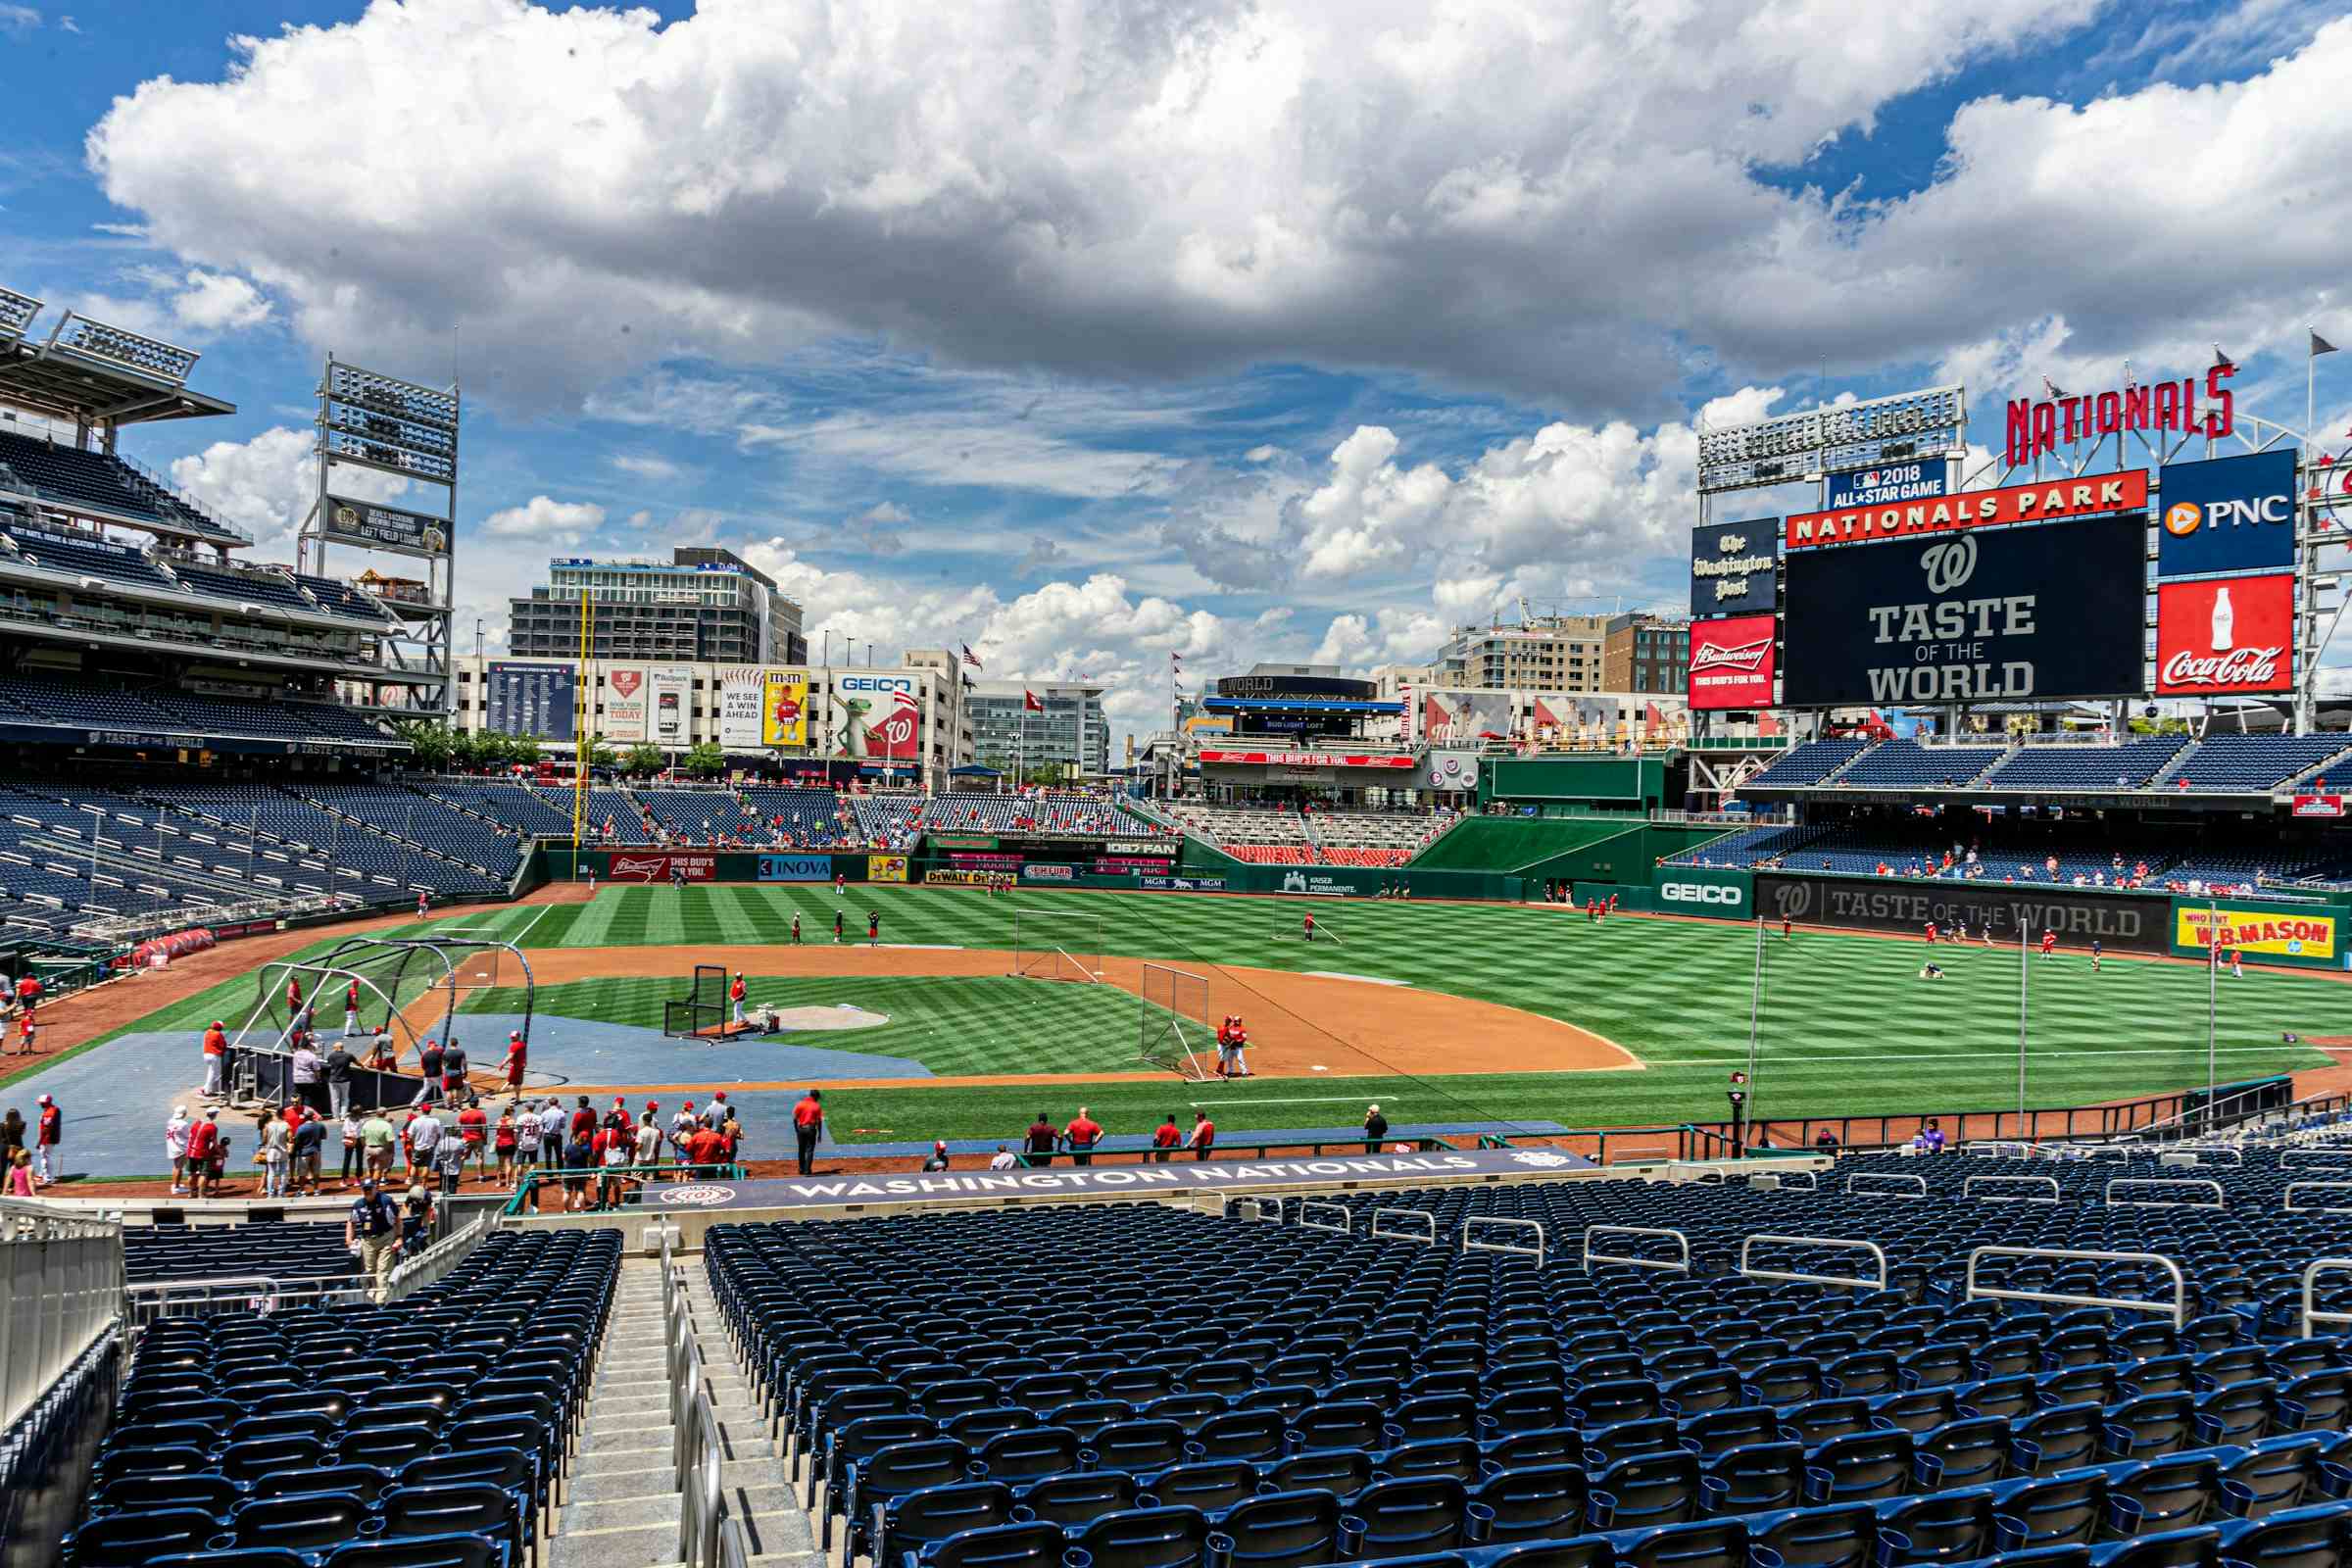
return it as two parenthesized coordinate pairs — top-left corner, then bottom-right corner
(841, 675), (914, 693)
(1660, 882), (1743, 906)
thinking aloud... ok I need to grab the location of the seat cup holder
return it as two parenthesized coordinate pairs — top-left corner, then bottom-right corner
(1464, 1502), (1495, 1544)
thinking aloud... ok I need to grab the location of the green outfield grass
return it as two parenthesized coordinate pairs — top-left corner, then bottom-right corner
(95, 882), (2347, 1145)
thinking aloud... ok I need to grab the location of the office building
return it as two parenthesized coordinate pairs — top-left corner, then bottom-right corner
(1603, 613), (1690, 695)
(506, 548), (807, 664)
(968, 680), (1109, 780)
(1435, 614), (1610, 692)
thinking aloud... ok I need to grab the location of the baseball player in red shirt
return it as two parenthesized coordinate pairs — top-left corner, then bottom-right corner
(729, 972), (748, 1025)
(1924, 921), (1937, 945)
(2039, 927), (2057, 959)
(1185, 1110), (1215, 1161)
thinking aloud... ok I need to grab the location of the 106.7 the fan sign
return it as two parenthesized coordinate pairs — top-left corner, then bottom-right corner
(2154, 574), (2295, 696)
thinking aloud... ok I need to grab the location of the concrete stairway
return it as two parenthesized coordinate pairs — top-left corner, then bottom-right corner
(548, 1254), (821, 1568)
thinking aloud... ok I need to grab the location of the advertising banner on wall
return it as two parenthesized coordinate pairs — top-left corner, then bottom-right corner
(1826, 462), (1948, 510)
(649, 666), (692, 747)
(1421, 690), (1513, 746)
(757, 854), (832, 881)
(2154, 574), (2294, 696)
(2157, 451), (2297, 578)
(321, 494), (451, 558)
(1688, 614), (1778, 710)
(2175, 903), (2337, 962)
(867, 855), (908, 883)
(760, 669), (809, 748)
(606, 852), (716, 884)
(1418, 749), (1483, 792)
(2293, 795), (2346, 818)
(826, 673), (922, 761)
(1199, 750), (1418, 769)
(1782, 514), (2146, 707)
(717, 667), (765, 750)
(604, 666), (648, 740)
(1785, 469), (2148, 550)
(483, 662), (576, 740)
(1754, 873), (2167, 954)
(1690, 520), (1780, 619)
(1651, 863), (1752, 915)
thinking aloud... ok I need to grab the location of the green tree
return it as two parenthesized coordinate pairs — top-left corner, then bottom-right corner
(683, 742), (726, 779)
(624, 743), (665, 776)
(395, 719), (457, 772)
(588, 737), (619, 769)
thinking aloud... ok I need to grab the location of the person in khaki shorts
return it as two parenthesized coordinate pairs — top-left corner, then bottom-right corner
(360, 1108), (397, 1184)
(345, 1178), (401, 1299)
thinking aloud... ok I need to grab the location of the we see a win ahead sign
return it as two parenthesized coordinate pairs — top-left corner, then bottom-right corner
(1784, 470), (2148, 550)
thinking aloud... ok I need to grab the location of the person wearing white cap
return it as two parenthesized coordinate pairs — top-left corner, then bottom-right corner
(33, 1094), (60, 1185)
(165, 1105), (192, 1195)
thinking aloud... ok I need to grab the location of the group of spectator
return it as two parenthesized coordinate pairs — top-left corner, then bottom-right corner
(0, 1094), (61, 1192)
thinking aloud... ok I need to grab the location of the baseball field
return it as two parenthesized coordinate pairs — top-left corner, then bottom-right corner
(83, 881), (2347, 1153)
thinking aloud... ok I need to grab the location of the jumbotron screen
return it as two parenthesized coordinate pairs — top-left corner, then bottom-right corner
(1781, 513), (2147, 707)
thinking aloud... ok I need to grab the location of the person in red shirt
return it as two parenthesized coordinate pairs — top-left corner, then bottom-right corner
(1063, 1106), (1103, 1167)
(1185, 1110), (1215, 1161)
(1925, 921), (1937, 945)
(184, 1109), (222, 1198)
(685, 1123), (727, 1174)
(1302, 911), (1315, 943)
(2039, 927), (2057, 959)
(457, 1101), (489, 1176)
(792, 1090), (823, 1176)
(201, 1019), (228, 1100)
(285, 974), (303, 1013)
(729, 972), (748, 1026)
(1151, 1114), (1181, 1163)
(16, 1009), (33, 1056)
(33, 1094), (60, 1185)
(497, 1032), (527, 1096)
(343, 980), (362, 1036)
(568, 1096), (597, 1142)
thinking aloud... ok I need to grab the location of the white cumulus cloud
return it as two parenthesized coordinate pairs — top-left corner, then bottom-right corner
(481, 496), (606, 543)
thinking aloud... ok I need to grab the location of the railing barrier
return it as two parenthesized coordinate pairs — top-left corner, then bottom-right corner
(2105, 1178), (2225, 1209)
(383, 1210), (495, 1302)
(1963, 1142), (2033, 1158)
(2300, 1258), (2352, 1338)
(2284, 1183), (2352, 1214)
(1962, 1175), (2062, 1203)
(1582, 1225), (1690, 1274)
(1965, 1247), (2187, 1330)
(1738, 1234), (1888, 1292)
(1845, 1173), (1927, 1199)
(1750, 1169), (1819, 1192)
(2172, 1145), (2245, 1166)
(125, 1273), (293, 1326)
(1369, 1209), (1437, 1247)
(1296, 1200), (1354, 1235)
(1462, 1217), (1545, 1264)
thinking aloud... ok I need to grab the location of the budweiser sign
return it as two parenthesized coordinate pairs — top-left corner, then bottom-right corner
(1786, 470), (2148, 550)
(1688, 612), (1776, 710)
(2154, 574), (2294, 697)
(2005, 365), (2235, 468)
(606, 853), (717, 883)
(1196, 750), (1415, 769)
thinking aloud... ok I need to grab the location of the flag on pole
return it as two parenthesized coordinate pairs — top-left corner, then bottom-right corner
(961, 644), (982, 668)
(1023, 689), (1044, 712)
(2316, 329), (2340, 358)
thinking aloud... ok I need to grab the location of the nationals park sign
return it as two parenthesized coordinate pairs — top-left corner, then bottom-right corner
(1785, 470), (2149, 550)
(642, 1148), (1592, 1212)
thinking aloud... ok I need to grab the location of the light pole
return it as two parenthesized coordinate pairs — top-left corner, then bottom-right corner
(1742, 913), (1765, 1144)
(2016, 919), (2030, 1138)
(2206, 896), (2220, 1134)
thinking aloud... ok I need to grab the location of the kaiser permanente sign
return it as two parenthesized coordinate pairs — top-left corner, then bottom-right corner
(1785, 470), (2148, 550)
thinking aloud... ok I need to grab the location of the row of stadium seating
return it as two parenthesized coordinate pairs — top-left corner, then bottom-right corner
(1159, 801), (1446, 867)
(0, 668), (393, 746)
(0, 430), (243, 543)
(1671, 822), (2346, 889)
(122, 1220), (365, 1287)
(66, 1227), (617, 1568)
(707, 1153), (2352, 1568)
(0, 516), (397, 629)
(1746, 734), (2352, 796)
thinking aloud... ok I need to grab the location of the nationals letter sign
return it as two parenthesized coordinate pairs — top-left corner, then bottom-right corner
(1688, 613), (1777, 710)
(2154, 574), (2294, 697)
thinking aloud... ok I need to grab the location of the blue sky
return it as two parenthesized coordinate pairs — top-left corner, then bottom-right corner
(2, 0), (2349, 740)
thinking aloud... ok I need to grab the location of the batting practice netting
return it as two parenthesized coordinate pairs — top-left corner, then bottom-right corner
(1138, 961), (1214, 1081)
(662, 963), (731, 1039)
(1009, 908), (1104, 985)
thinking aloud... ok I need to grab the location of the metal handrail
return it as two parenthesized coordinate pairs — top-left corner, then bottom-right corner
(1962, 1142), (2032, 1158)
(123, 1273), (298, 1326)
(1369, 1209), (1437, 1246)
(1845, 1173), (1927, 1198)
(1739, 1234), (1888, 1292)
(2284, 1183), (2352, 1213)
(1753, 1169), (1818, 1191)
(383, 1210), (494, 1302)
(1583, 1225), (1690, 1274)
(1962, 1175), (2062, 1203)
(1965, 1247), (2188, 1330)
(2105, 1178), (2225, 1209)
(679, 1388), (722, 1568)
(1297, 1201), (1353, 1235)
(1463, 1217), (1545, 1263)
(2300, 1258), (2352, 1337)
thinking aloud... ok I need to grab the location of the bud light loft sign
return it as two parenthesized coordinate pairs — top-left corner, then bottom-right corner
(1827, 462), (1947, 510)
(2156, 450), (2297, 579)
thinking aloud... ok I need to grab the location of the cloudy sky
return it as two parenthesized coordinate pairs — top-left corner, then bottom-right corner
(4, 0), (2350, 742)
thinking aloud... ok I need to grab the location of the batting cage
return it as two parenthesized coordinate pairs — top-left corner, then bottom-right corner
(1139, 961), (1214, 1081)
(662, 963), (732, 1039)
(1009, 908), (1105, 985)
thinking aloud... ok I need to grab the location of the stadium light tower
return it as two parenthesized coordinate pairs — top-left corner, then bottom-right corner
(298, 354), (461, 718)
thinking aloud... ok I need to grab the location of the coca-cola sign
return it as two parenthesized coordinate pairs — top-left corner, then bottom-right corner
(2155, 574), (2295, 697)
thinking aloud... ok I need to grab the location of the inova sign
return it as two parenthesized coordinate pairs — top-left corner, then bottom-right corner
(1660, 880), (1746, 910)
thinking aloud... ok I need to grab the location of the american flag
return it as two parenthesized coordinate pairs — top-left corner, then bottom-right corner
(961, 644), (982, 668)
